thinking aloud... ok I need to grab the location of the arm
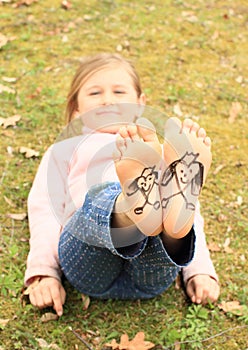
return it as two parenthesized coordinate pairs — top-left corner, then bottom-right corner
(182, 202), (220, 304)
(25, 144), (68, 315)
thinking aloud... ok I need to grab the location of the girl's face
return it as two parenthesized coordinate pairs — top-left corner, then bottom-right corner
(75, 66), (146, 133)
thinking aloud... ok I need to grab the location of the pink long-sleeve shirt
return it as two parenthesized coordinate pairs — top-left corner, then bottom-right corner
(25, 130), (218, 286)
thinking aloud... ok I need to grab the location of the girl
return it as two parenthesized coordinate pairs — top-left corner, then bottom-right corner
(25, 53), (219, 317)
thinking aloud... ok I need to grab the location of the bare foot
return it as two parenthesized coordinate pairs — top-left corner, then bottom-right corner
(113, 118), (162, 236)
(160, 117), (212, 238)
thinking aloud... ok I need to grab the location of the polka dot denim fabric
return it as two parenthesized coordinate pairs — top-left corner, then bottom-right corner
(59, 182), (193, 299)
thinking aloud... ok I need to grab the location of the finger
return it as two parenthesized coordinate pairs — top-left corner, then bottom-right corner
(194, 285), (204, 304)
(30, 288), (45, 309)
(186, 280), (196, 303)
(29, 289), (37, 307)
(42, 287), (54, 308)
(204, 282), (220, 304)
(51, 288), (64, 317)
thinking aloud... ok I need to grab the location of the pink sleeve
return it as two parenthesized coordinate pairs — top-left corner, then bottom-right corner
(182, 203), (219, 285)
(24, 146), (67, 285)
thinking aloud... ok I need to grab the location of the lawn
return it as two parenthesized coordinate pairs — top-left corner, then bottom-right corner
(0, 0), (247, 349)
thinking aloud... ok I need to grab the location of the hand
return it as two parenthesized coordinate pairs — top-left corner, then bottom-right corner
(186, 274), (220, 305)
(29, 276), (66, 316)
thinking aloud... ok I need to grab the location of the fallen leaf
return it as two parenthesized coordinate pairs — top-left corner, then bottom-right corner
(211, 30), (219, 40)
(217, 213), (227, 222)
(0, 33), (8, 49)
(4, 195), (16, 207)
(23, 278), (40, 296)
(36, 338), (61, 349)
(173, 103), (183, 117)
(236, 196), (243, 206)
(218, 300), (246, 316)
(0, 318), (10, 328)
(40, 312), (59, 323)
(27, 86), (42, 99)
(175, 275), (182, 290)
(7, 146), (14, 155)
(228, 102), (242, 123)
(207, 242), (221, 252)
(36, 338), (49, 348)
(235, 75), (243, 83)
(0, 115), (21, 128)
(61, 0), (72, 9)
(2, 76), (17, 83)
(105, 331), (155, 350)
(223, 237), (233, 253)
(12, 0), (37, 7)
(213, 164), (225, 175)
(83, 14), (92, 21)
(0, 83), (15, 94)
(19, 146), (39, 158)
(116, 44), (123, 52)
(7, 213), (27, 221)
(81, 294), (90, 310)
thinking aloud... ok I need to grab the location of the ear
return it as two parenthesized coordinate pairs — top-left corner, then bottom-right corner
(136, 93), (146, 117)
(138, 93), (146, 105)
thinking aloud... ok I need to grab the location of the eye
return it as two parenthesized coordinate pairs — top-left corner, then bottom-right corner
(114, 90), (126, 94)
(89, 91), (101, 96)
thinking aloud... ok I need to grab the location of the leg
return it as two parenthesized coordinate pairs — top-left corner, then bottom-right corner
(59, 230), (124, 296)
(113, 118), (163, 236)
(160, 117), (212, 238)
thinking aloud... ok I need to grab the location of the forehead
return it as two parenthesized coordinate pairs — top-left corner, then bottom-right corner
(82, 64), (134, 86)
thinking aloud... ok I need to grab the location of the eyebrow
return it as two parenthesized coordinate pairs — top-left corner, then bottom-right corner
(85, 84), (129, 92)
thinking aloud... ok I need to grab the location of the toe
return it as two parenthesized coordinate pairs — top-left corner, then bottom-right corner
(198, 127), (207, 139)
(204, 136), (211, 147)
(136, 117), (158, 142)
(118, 126), (130, 139)
(190, 121), (200, 133)
(182, 118), (194, 131)
(126, 124), (140, 141)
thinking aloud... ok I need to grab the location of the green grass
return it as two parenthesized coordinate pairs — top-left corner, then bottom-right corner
(0, 0), (248, 349)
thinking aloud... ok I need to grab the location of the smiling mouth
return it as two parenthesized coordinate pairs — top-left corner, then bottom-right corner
(96, 110), (121, 116)
(180, 178), (189, 184)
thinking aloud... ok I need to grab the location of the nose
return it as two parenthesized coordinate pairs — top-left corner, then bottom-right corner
(101, 91), (114, 105)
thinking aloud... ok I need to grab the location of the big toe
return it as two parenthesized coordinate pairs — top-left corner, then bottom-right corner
(136, 117), (158, 142)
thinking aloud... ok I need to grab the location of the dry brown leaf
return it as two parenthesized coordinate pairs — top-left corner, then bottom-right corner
(0, 33), (8, 49)
(211, 30), (219, 40)
(0, 114), (21, 128)
(0, 84), (15, 94)
(0, 318), (10, 328)
(228, 102), (242, 123)
(222, 237), (233, 253)
(3, 195), (16, 207)
(7, 212), (27, 221)
(213, 164), (225, 175)
(218, 300), (245, 315)
(61, 0), (72, 9)
(2, 76), (17, 83)
(105, 332), (155, 350)
(207, 242), (221, 252)
(173, 103), (183, 117)
(19, 146), (39, 158)
(40, 312), (59, 323)
(12, 0), (37, 7)
(81, 294), (90, 310)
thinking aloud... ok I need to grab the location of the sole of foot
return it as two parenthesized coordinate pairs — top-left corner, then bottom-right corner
(113, 119), (162, 236)
(160, 117), (212, 238)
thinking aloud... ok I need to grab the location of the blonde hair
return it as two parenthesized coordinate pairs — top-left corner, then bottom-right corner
(65, 53), (142, 123)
